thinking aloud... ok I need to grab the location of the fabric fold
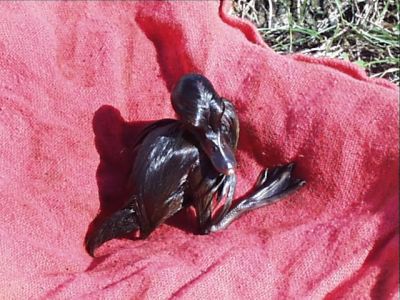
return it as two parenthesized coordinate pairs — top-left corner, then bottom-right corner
(0, 1), (398, 299)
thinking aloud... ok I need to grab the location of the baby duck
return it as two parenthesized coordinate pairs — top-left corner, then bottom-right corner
(86, 74), (305, 256)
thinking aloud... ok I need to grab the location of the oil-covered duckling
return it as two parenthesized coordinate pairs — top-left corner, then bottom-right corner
(86, 74), (305, 256)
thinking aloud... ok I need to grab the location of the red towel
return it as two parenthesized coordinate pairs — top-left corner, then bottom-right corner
(1, 1), (398, 299)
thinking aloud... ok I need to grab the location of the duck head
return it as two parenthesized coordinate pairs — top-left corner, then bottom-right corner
(171, 74), (239, 175)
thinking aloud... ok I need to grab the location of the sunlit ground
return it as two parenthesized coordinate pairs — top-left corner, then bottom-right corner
(231, 0), (399, 84)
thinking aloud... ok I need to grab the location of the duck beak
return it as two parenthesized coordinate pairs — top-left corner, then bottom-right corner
(200, 132), (236, 175)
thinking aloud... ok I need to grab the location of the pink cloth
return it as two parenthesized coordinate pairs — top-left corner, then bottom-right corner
(0, 1), (398, 299)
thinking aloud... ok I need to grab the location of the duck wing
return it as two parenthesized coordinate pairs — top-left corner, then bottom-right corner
(128, 121), (200, 236)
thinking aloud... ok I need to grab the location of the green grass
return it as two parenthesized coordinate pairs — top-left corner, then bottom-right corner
(231, 0), (400, 85)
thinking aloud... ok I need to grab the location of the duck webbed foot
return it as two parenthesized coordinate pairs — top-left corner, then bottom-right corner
(207, 163), (305, 233)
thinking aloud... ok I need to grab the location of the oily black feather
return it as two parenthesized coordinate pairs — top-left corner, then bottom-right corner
(220, 98), (239, 149)
(127, 121), (201, 236)
(171, 73), (217, 128)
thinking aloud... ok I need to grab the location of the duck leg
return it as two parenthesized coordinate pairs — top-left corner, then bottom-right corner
(206, 163), (305, 233)
(85, 207), (139, 256)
